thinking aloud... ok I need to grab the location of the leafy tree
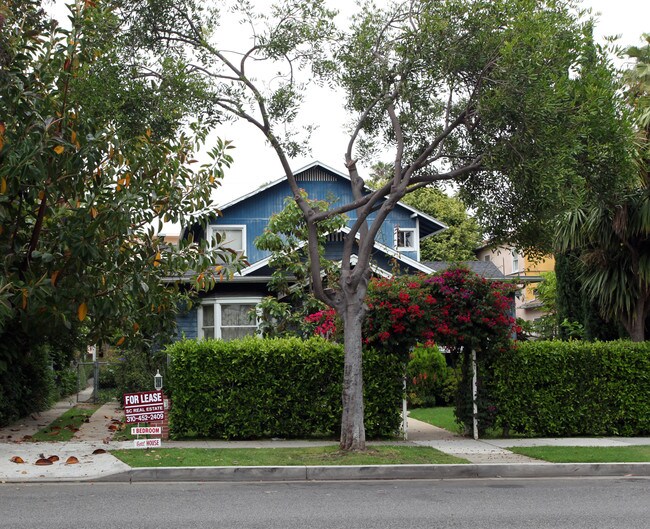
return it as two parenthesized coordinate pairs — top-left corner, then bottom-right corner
(118, 0), (628, 449)
(254, 193), (346, 338)
(554, 252), (619, 341)
(0, 1), (240, 422)
(556, 35), (650, 341)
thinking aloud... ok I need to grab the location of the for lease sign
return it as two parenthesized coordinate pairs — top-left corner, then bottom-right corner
(123, 390), (165, 424)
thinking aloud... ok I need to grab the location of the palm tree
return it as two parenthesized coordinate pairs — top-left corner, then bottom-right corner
(557, 36), (650, 341)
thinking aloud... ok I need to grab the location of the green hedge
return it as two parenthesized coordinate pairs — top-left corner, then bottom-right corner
(494, 340), (650, 436)
(0, 343), (55, 426)
(165, 337), (402, 440)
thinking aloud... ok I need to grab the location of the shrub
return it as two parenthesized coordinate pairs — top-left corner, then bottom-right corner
(0, 343), (55, 426)
(494, 340), (650, 436)
(165, 337), (402, 439)
(55, 368), (78, 398)
(112, 348), (168, 398)
(406, 345), (457, 407)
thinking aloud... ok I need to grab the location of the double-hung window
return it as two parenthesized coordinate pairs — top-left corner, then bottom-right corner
(199, 298), (260, 340)
(512, 250), (521, 274)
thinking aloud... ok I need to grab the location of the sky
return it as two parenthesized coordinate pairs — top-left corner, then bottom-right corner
(204, 0), (650, 212)
(44, 0), (649, 232)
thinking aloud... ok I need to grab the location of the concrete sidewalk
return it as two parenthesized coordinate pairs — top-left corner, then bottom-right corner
(1, 392), (649, 483)
(0, 383), (95, 442)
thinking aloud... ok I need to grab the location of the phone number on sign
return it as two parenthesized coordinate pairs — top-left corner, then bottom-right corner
(126, 413), (164, 423)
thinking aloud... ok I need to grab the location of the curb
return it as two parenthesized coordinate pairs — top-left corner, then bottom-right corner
(92, 463), (650, 483)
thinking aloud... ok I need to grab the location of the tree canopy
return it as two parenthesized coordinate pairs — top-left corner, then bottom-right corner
(556, 35), (650, 341)
(0, 0), (242, 421)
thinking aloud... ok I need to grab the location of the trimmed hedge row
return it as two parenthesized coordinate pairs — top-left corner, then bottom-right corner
(165, 337), (402, 439)
(494, 340), (650, 436)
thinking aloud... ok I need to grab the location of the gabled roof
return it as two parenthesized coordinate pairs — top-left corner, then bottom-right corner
(217, 161), (447, 239)
(423, 260), (506, 280)
(239, 227), (435, 278)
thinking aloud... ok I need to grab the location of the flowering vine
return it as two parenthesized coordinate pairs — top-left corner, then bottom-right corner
(305, 267), (518, 361)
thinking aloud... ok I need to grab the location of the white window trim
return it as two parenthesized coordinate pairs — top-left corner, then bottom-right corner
(512, 250), (520, 274)
(198, 297), (261, 340)
(206, 224), (247, 255)
(395, 227), (418, 252)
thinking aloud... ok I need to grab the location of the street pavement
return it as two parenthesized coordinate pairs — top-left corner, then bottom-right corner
(2, 479), (649, 529)
(1, 385), (649, 483)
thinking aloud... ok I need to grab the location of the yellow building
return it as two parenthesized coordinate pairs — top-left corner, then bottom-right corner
(475, 245), (554, 321)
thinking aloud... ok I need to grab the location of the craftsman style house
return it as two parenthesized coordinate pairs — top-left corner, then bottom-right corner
(175, 161), (450, 340)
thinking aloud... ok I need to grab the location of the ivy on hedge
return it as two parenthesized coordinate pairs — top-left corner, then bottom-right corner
(494, 340), (650, 436)
(164, 336), (402, 439)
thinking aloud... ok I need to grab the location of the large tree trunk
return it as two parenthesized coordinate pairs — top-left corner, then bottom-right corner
(622, 302), (646, 342)
(339, 294), (367, 451)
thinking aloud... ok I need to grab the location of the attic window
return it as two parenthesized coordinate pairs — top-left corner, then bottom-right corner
(207, 225), (246, 257)
(396, 228), (416, 251)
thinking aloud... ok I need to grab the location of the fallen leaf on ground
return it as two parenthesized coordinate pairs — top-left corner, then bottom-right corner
(35, 458), (53, 466)
(92, 449), (107, 454)
(65, 456), (79, 464)
(10, 456), (25, 464)
(47, 455), (60, 463)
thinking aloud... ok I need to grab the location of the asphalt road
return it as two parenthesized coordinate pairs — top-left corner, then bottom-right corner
(1, 478), (648, 529)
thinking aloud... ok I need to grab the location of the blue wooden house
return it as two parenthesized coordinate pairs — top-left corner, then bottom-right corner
(176, 161), (447, 340)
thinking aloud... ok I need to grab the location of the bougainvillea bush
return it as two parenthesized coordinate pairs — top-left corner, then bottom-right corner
(305, 267), (518, 434)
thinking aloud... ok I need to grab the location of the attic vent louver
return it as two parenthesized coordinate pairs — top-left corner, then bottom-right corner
(296, 168), (337, 182)
(326, 232), (345, 242)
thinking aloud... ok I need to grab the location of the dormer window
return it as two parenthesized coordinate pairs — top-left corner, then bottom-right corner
(396, 228), (416, 251)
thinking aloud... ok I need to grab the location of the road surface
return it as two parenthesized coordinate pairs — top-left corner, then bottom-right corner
(1, 478), (648, 528)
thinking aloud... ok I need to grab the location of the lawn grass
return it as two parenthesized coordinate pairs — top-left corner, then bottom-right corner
(30, 405), (99, 442)
(111, 445), (469, 467)
(409, 407), (528, 439)
(409, 407), (462, 434)
(509, 445), (650, 463)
